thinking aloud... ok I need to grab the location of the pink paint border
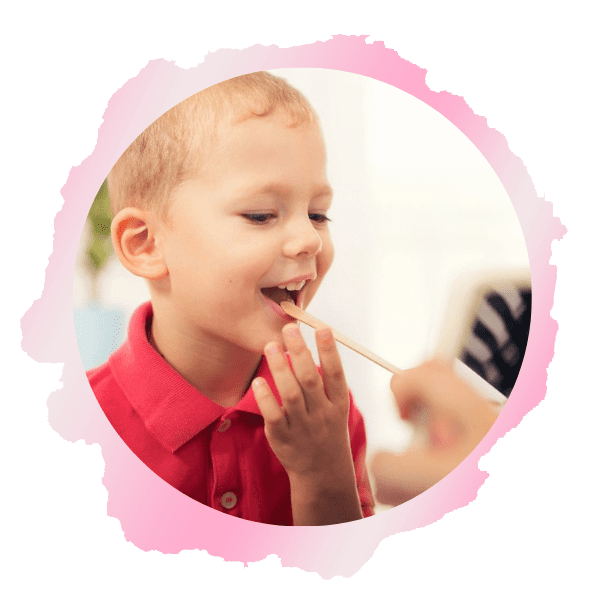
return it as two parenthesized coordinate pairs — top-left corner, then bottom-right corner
(21, 36), (565, 578)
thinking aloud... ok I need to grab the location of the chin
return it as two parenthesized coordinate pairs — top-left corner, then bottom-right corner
(241, 324), (285, 355)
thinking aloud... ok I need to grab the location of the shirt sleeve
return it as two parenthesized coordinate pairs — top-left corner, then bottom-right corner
(348, 393), (375, 518)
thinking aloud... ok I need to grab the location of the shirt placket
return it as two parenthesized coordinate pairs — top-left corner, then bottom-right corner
(209, 410), (241, 516)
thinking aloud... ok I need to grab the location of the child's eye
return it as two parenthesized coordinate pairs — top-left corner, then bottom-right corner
(242, 213), (275, 224)
(309, 213), (331, 224)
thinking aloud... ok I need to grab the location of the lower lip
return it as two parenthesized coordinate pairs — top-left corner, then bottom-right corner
(261, 294), (297, 321)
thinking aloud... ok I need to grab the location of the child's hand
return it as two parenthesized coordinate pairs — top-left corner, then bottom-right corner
(252, 324), (363, 524)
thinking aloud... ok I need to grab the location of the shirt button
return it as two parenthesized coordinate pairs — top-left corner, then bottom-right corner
(217, 418), (231, 433)
(220, 492), (237, 509)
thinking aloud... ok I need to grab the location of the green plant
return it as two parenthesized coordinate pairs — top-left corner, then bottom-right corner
(85, 180), (113, 300)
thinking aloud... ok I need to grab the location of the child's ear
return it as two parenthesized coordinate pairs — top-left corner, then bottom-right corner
(111, 207), (168, 280)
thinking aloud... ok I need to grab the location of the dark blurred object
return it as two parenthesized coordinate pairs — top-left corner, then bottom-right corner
(434, 269), (531, 399)
(460, 286), (531, 396)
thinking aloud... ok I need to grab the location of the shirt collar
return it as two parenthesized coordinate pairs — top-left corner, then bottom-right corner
(107, 302), (272, 453)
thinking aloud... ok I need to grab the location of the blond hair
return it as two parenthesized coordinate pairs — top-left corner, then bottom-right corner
(107, 71), (317, 217)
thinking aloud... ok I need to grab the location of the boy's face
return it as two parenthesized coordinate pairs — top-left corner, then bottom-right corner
(157, 112), (334, 354)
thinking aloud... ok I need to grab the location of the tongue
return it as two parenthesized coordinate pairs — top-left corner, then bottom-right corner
(262, 287), (294, 305)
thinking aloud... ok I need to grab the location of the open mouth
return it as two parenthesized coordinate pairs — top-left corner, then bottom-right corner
(261, 280), (307, 310)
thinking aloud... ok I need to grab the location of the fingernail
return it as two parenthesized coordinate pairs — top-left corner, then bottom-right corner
(265, 343), (282, 356)
(252, 377), (265, 391)
(317, 328), (332, 343)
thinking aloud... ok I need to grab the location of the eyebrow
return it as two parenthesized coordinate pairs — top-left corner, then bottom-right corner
(235, 182), (334, 202)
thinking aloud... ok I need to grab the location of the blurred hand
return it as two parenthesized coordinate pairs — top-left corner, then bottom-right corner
(370, 359), (499, 506)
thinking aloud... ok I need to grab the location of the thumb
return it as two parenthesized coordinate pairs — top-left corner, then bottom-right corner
(389, 359), (455, 420)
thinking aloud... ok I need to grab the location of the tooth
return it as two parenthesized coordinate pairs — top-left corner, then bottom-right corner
(275, 280), (306, 291)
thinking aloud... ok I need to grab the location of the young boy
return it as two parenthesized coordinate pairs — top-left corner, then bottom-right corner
(88, 72), (374, 525)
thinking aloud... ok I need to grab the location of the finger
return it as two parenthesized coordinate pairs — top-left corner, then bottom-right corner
(390, 360), (496, 446)
(252, 377), (285, 424)
(315, 328), (349, 407)
(282, 324), (325, 413)
(263, 341), (308, 422)
(389, 360), (458, 419)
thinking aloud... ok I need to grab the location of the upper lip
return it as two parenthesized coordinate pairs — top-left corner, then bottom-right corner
(272, 273), (316, 287)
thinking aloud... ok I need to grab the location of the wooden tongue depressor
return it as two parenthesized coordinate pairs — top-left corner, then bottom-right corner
(280, 302), (401, 374)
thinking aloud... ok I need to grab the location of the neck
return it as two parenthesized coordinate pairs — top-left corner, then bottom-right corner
(149, 303), (262, 408)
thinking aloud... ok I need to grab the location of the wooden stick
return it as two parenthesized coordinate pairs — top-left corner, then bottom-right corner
(280, 302), (401, 374)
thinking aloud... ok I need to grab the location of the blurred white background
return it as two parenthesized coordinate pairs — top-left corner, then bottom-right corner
(73, 68), (529, 477)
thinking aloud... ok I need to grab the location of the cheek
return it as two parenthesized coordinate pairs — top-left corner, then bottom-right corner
(319, 234), (335, 276)
(303, 235), (334, 307)
(216, 247), (271, 300)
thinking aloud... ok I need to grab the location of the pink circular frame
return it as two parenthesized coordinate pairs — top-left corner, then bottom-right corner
(21, 36), (565, 578)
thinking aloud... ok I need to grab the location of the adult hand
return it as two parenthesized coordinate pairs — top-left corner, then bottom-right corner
(371, 359), (499, 506)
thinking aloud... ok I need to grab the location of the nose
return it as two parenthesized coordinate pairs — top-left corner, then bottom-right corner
(282, 216), (323, 259)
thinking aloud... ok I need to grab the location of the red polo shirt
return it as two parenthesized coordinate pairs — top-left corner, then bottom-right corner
(87, 302), (374, 525)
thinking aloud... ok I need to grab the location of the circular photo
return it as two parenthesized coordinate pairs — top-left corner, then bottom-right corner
(74, 68), (529, 524)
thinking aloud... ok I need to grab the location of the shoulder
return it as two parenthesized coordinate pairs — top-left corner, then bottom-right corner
(87, 361), (112, 389)
(86, 361), (125, 410)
